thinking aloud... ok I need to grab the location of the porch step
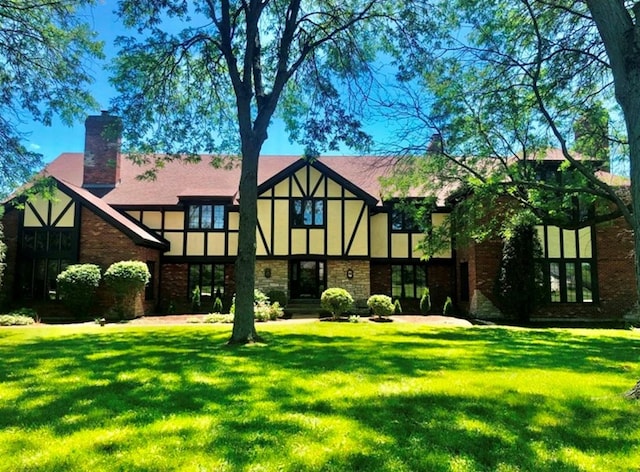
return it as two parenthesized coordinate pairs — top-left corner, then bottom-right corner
(283, 299), (328, 319)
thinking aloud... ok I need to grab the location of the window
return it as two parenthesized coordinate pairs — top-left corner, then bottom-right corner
(460, 262), (470, 302)
(391, 264), (427, 299)
(188, 263), (225, 300)
(188, 204), (225, 229)
(391, 207), (418, 232)
(292, 199), (324, 227)
(145, 261), (156, 301)
(537, 225), (596, 303)
(19, 228), (76, 300)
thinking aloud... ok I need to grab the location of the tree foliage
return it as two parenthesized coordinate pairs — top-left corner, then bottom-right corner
(383, 0), (632, 244)
(0, 0), (103, 196)
(109, 0), (421, 343)
(495, 218), (545, 323)
(0, 207), (5, 296)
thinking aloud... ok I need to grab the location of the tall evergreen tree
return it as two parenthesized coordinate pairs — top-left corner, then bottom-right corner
(496, 221), (545, 323)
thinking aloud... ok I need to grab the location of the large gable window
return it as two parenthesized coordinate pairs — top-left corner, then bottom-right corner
(292, 198), (324, 227)
(19, 228), (77, 300)
(536, 225), (596, 303)
(188, 204), (225, 230)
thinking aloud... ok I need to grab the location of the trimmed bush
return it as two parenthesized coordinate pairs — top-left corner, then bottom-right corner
(212, 297), (223, 313)
(393, 299), (402, 314)
(104, 260), (150, 319)
(321, 288), (353, 320)
(367, 294), (395, 319)
(57, 264), (101, 318)
(191, 285), (201, 311)
(443, 296), (453, 315)
(420, 287), (431, 314)
(266, 290), (287, 307)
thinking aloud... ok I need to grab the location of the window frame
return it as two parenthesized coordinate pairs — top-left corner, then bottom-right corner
(188, 263), (225, 300)
(391, 264), (427, 299)
(537, 225), (597, 304)
(187, 203), (226, 230)
(291, 198), (325, 228)
(19, 227), (77, 301)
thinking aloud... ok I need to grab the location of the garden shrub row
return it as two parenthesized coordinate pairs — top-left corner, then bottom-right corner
(56, 260), (150, 320)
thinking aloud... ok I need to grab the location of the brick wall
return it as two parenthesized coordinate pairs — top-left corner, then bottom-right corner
(79, 206), (160, 316)
(83, 112), (122, 194)
(534, 217), (637, 321)
(160, 261), (235, 314)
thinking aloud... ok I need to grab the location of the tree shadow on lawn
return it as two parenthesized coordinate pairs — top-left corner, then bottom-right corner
(0, 326), (638, 470)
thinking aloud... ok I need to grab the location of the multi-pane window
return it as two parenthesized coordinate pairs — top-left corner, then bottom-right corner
(188, 204), (225, 229)
(391, 208), (418, 232)
(391, 264), (427, 299)
(20, 228), (76, 300)
(188, 263), (225, 300)
(536, 225), (596, 303)
(292, 198), (324, 227)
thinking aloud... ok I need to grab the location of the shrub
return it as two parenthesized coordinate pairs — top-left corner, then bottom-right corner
(495, 221), (545, 322)
(349, 315), (360, 323)
(266, 290), (287, 307)
(230, 289), (282, 321)
(443, 296), (453, 315)
(203, 313), (234, 323)
(212, 297), (223, 313)
(191, 285), (201, 311)
(0, 314), (35, 326)
(104, 260), (150, 319)
(321, 288), (353, 320)
(367, 294), (395, 319)
(57, 264), (101, 318)
(393, 299), (403, 314)
(420, 287), (431, 314)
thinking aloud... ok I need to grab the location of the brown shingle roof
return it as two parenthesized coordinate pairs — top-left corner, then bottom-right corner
(42, 153), (402, 207)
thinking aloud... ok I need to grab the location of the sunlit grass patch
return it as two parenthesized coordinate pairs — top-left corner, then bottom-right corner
(0, 322), (638, 471)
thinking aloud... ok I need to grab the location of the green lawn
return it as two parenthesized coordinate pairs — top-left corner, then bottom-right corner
(0, 322), (638, 471)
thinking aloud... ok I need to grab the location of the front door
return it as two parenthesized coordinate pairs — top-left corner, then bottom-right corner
(290, 260), (326, 299)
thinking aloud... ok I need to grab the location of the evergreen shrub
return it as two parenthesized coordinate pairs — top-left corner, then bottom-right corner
(104, 260), (150, 319)
(57, 264), (101, 318)
(320, 288), (353, 320)
(367, 294), (394, 319)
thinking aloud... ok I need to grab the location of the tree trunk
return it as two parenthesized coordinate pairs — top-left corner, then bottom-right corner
(229, 139), (261, 344)
(587, 1), (640, 390)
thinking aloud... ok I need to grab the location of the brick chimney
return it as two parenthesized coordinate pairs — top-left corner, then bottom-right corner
(83, 111), (122, 196)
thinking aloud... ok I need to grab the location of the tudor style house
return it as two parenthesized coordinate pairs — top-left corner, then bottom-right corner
(1, 112), (637, 323)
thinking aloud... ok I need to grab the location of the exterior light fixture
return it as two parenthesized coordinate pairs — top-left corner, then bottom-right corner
(264, 268), (272, 278)
(346, 268), (354, 279)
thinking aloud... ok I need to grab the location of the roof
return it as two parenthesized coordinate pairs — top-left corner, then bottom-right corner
(41, 153), (405, 207)
(55, 179), (168, 249)
(36, 150), (630, 211)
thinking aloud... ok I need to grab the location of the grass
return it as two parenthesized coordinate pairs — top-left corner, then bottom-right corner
(0, 322), (638, 471)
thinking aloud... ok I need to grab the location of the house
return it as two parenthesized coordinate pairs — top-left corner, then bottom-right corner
(0, 112), (636, 323)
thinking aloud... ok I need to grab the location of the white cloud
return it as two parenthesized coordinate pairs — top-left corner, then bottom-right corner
(29, 143), (41, 151)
